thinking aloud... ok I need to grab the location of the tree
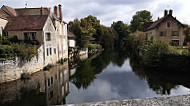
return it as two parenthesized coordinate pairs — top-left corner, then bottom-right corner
(130, 10), (152, 33)
(111, 21), (130, 49)
(80, 18), (96, 48)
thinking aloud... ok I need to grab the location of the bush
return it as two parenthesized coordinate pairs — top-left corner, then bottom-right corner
(143, 41), (177, 67)
(126, 31), (146, 52)
(0, 45), (14, 58)
(0, 36), (11, 45)
(58, 58), (64, 64)
(12, 44), (38, 61)
(43, 64), (53, 71)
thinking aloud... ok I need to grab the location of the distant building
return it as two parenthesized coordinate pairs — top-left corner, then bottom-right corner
(0, 5), (68, 65)
(144, 10), (185, 46)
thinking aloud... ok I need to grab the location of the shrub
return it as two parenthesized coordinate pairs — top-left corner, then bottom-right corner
(58, 58), (64, 64)
(127, 31), (146, 52)
(0, 45), (14, 58)
(12, 44), (38, 61)
(43, 64), (53, 71)
(0, 36), (11, 45)
(143, 41), (177, 67)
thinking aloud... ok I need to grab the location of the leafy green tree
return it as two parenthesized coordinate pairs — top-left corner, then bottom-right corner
(130, 10), (152, 32)
(111, 21), (130, 49)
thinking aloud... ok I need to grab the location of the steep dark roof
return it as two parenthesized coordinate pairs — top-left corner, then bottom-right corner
(4, 15), (48, 31)
(144, 14), (184, 31)
(68, 31), (76, 38)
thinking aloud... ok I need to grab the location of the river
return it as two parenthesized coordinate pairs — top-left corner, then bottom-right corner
(0, 51), (190, 105)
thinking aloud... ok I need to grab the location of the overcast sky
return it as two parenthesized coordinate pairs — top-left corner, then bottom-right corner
(1, 0), (190, 26)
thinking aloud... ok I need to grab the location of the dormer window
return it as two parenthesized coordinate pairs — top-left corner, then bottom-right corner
(167, 22), (171, 27)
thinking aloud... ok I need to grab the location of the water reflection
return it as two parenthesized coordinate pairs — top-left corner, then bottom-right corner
(67, 51), (190, 104)
(1, 51), (190, 105)
(0, 63), (69, 106)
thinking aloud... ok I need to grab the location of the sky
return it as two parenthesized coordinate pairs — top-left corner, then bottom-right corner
(0, 0), (190, 26)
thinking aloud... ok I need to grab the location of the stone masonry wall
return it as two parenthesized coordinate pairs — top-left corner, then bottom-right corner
(0, 45), (44, 83)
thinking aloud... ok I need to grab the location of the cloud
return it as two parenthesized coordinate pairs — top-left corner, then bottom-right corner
(1, 0), (190, 26)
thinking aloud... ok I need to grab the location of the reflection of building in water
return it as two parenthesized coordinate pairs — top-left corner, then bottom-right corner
(0, 63), (69, 105)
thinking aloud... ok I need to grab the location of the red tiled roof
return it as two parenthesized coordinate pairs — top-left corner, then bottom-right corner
(0, 9), (9, 20)
(15, 8), (50, 16)
(4, 15), (48, 31)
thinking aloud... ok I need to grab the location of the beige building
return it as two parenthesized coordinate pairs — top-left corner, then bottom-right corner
(144, 10), (185, 46)
(0, 5), (68, 66)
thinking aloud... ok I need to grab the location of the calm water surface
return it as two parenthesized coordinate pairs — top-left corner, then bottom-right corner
(0, 51), (190, 105)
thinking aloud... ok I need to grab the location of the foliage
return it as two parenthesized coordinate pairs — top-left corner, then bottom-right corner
(0, 36), (11, 45)
(0, 36), (39, 61)
(43, 64), (53, 71)
(183, 27), (190, 45)
(130, 10), (152, 32)
(111, 21), (130, 49)
(143, 41), (177, 67)
(69, 15), (118, 51)
(12, 44), (38, 61)
(0, 45), (14, 58)
(123, 31), (146, 52)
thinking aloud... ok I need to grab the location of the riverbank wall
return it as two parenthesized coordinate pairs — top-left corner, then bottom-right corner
(67, 94), (190, 106)
(0, 46), (44, 83)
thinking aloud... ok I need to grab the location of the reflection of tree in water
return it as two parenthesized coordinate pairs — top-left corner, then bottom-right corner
(70, 50), (129, 89)
(130, 56), (190, 95)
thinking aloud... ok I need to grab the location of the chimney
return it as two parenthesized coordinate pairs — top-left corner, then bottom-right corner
(164, 9), (168, 16)
(54, 6), (58, 16)
(158, 17), (160, 20)
(58, 4), (62, 21)
(169, 9), (173, 16)
(40, 7), (43, 15)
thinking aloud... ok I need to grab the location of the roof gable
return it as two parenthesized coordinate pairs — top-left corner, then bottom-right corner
(1, 5), (17, 17)
(145, 15), (184, 31)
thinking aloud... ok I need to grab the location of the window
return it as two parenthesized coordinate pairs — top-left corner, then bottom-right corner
(24, 32), (30, 40)
(48, 78), (50, 87)
(59, 38), (61, 51)
(59, 24), (62, 35)
(50, 48), (52, 55)
(54, 48), (56, 54)
(47, 48), (49, 56)
(167, 22), (171, 27)
(172, 31), (178, 36)
(171, 40), (179, 46)
(46, 33), (51, 41)
(55, 74), (57, 79)
(48, 90), (53, 100)
(3, 32), (8, 37)
(13, 35), (18, 39)
(51, 76), (53, 84)
(24, 32), (36, 40)
(160, 31), (166, 37)
(31, 32), (36, 40)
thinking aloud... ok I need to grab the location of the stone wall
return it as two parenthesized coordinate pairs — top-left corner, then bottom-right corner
(0, 45), (44, 83)
(67, 95), (190, 106)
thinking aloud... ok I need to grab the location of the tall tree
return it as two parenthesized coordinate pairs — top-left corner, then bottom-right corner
(111, 21), (130, 49)
(130, 10), (152, 33)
